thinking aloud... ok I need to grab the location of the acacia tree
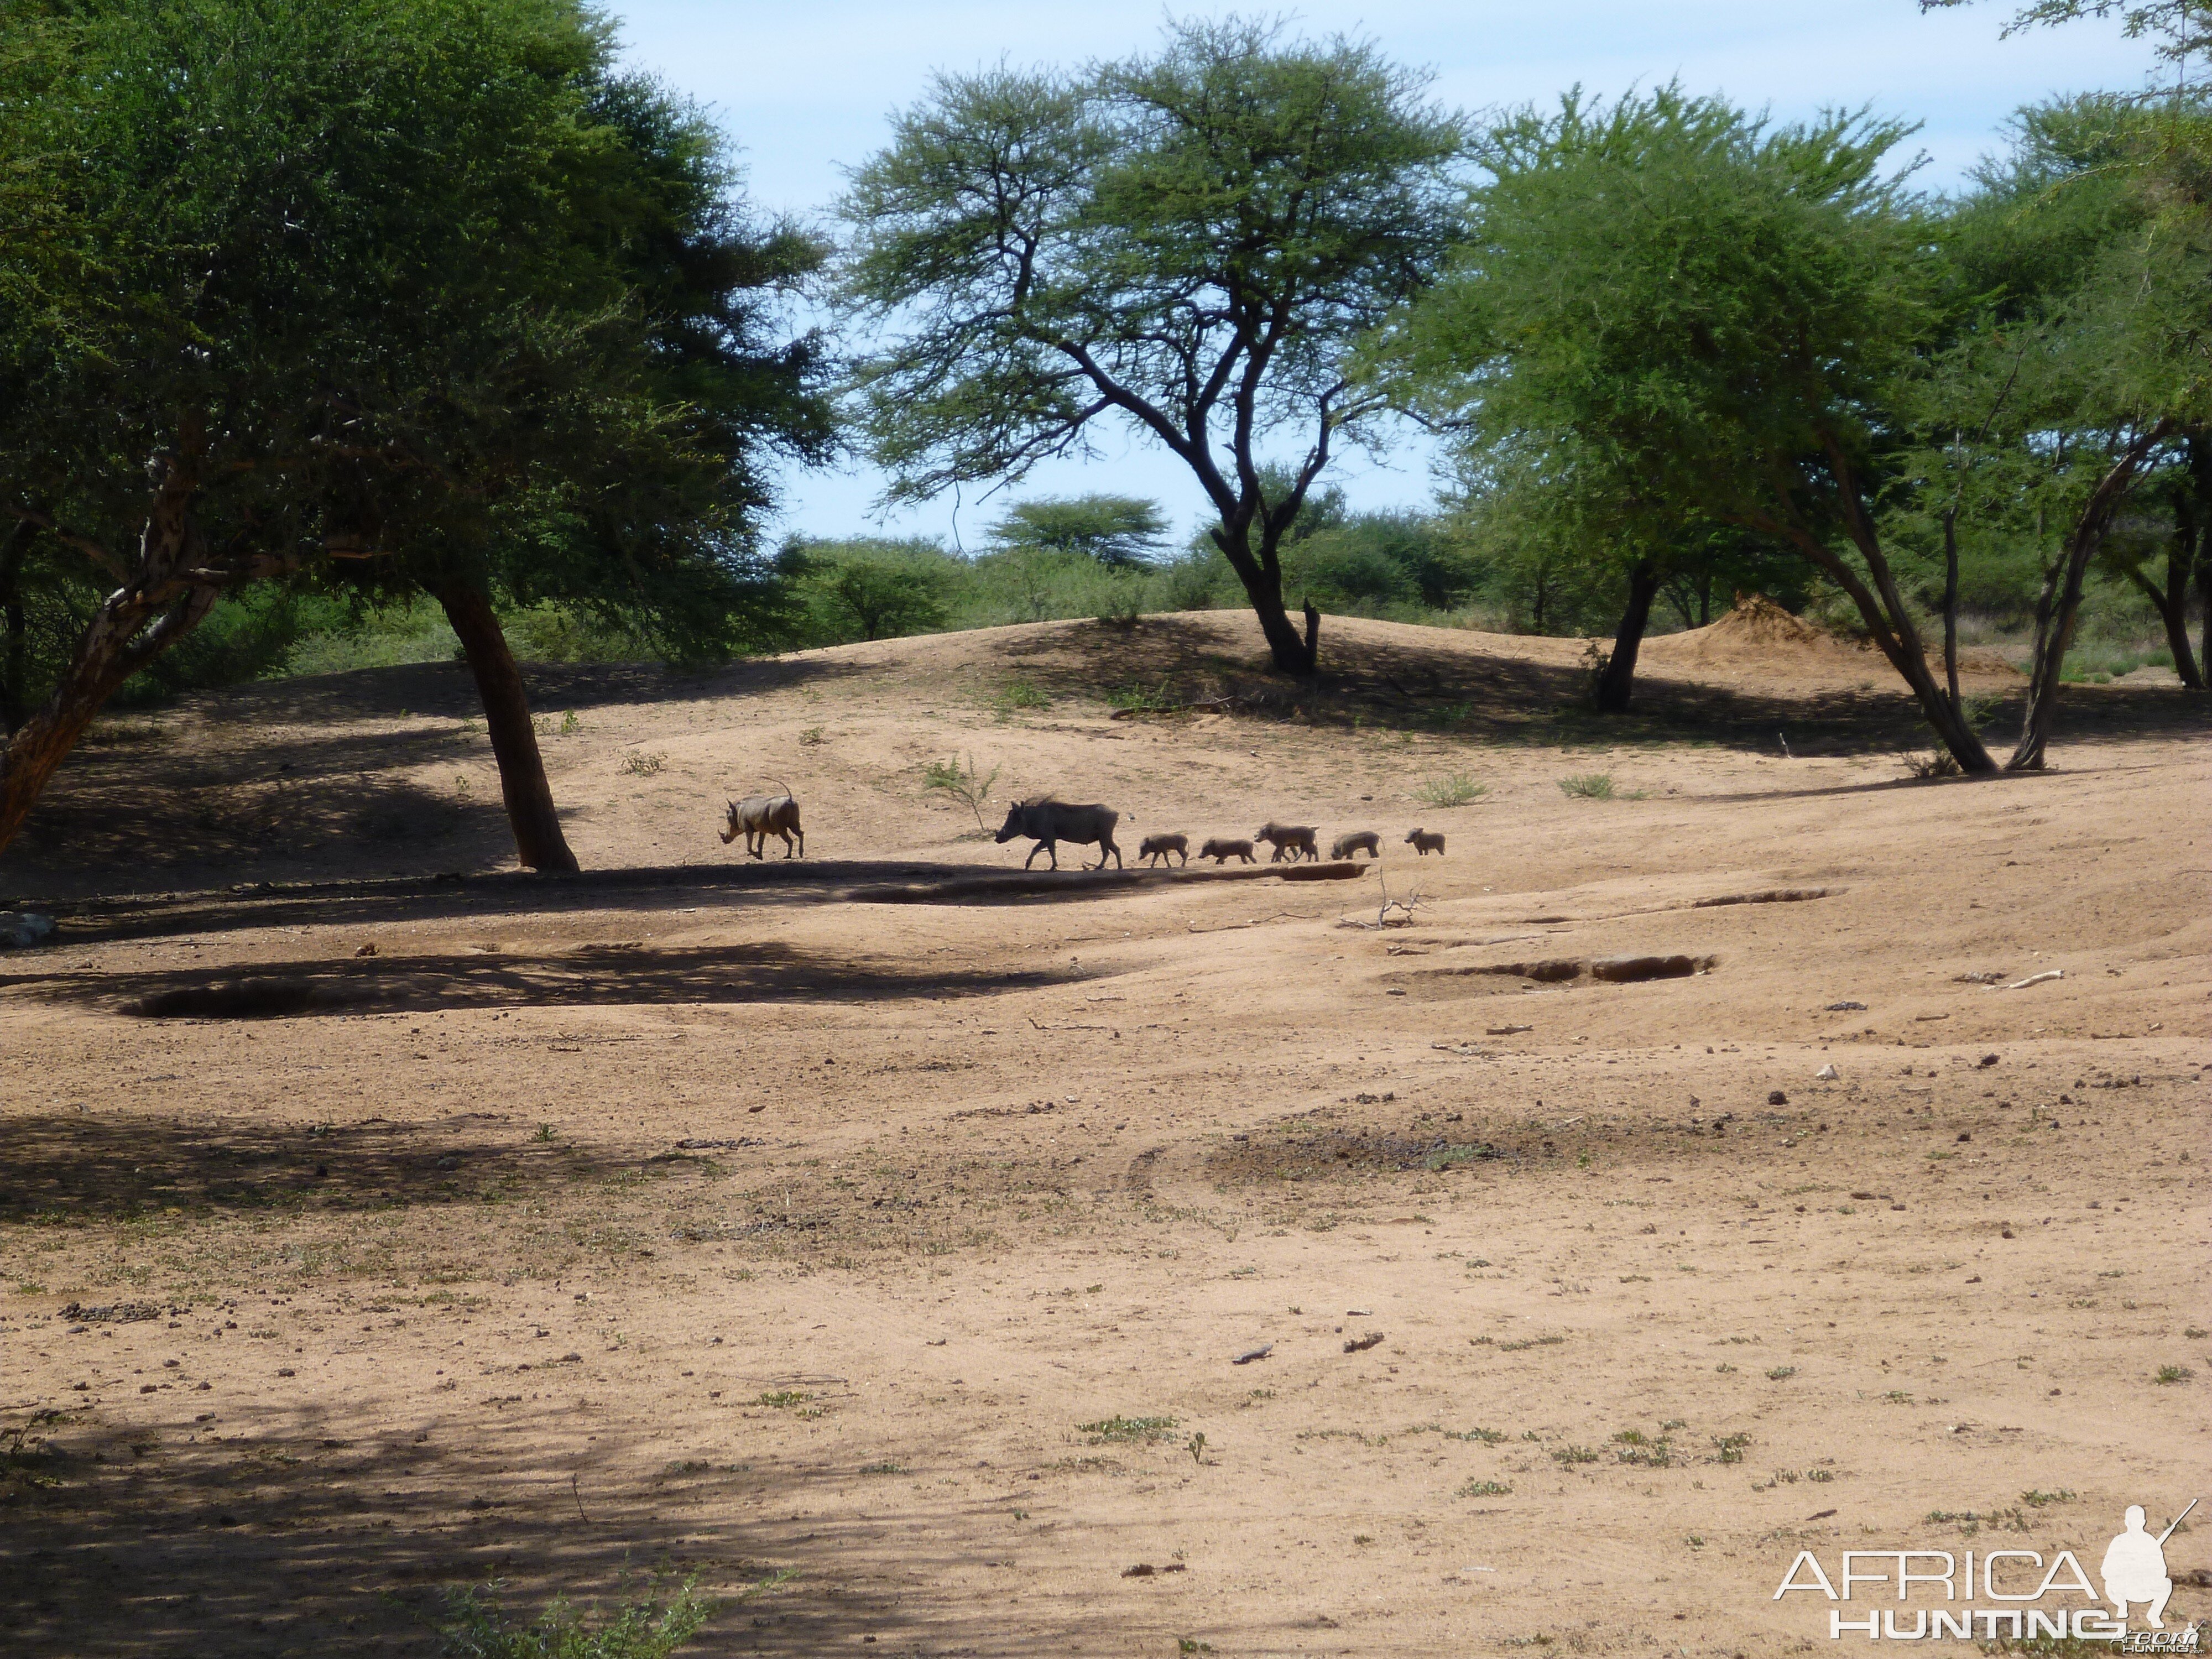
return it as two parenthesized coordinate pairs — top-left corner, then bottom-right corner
(839, 18), (1465, 675)
(1388, 86), (2164, 771)
(0, 0), (827, 866)
(988, 497), (1168, 568)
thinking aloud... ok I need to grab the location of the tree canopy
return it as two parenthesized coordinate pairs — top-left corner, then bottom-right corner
(839, 17), (1467, 673)
(0, 0), (831, 860)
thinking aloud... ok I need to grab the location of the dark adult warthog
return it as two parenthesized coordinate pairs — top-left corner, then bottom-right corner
(995, 797), (1121, 870)
(721, 792), (804, 859)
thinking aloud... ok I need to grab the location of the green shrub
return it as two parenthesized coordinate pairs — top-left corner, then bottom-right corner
(1558, 773), (1614, 800)
(435, 1574), (713, 1659)
(1415, 772), (1488, 807)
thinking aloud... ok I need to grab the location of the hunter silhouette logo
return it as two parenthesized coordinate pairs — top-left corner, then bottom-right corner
(1773, 1498), (2201, 1643)
(2104, 1501), (2192, 1630)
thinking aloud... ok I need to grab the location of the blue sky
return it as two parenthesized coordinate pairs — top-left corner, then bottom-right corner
(602, 2), (2165, 550)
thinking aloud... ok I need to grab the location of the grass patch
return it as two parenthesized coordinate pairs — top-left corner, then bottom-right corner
(1557, 773), (1625, 800)
(990, 679), (1051, 715)
(1105, 679), (1178, 715)
(1413, 771), (1488, 807)
(1078, 1415), (1178, 1444)
(434, 1571), (720, 1659)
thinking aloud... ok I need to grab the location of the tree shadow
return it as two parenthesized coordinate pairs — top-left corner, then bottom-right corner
(0, 1395), (1077, 1657)
(12, 936), (1087, 1021)
(0, 1110), (612, 1226)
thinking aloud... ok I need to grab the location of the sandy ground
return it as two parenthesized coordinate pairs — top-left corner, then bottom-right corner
(1, 608), (2207, 1658)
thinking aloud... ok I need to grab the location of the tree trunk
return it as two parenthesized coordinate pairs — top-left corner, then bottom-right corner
(0, 521), (30, 736)
(1939, 506), (1962, 713)
(2010, 421), (2174, 770)
(1211, 528), (1314, 675)
(434, 582), (579, 873)
(2117, 540), (2205, 690)
(2160, 488), (2206, 688)
(0, 465), (220, 859)
(1595, 561), (1660, 714)
(1750, 436), (1997, 772)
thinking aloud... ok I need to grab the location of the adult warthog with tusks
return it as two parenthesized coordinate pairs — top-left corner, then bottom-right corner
(995, 797), (1122, 870)
(721, 792), (804, 859)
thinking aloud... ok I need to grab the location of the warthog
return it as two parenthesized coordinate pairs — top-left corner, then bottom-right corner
(1137, 833), (1188, 868)
(1199, 837), (1255, 864)
(1404, 827), (1446, 857)
(1254, 822), (1319, 863)
(995, 797), (1122, 870)
(1329, 830), (1380, 860)
(721, 792), (804, 859)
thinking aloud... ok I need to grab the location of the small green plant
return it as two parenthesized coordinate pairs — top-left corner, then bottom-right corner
(1550, 1444), (1600, 1467)
(1712, 1434), (1751, 1464)
(1807, 1468), (1835, 1483)
(992, 679), (1051, 715)
(1078, 1415), (1178, 1444)
(1882, 1390), (1914, 1404)
(797, 725), (826, 746)
(1687, 1534), (1707, 1550)
(2154, 1365), (2194, 1385)
(618, 752), (665, 777)
(1457, 1479), (1514, 1497)
(1352, 1533), (1375, 1546)
(1105, 679), (1176, 715)
(921, 753), (1002, 832)
(1454, 1426), (1507, 1444)
(1187, 1432), (1207, 1466)
(754, 1390), (809, 1410)
(1558, 773), (1614, 800)
(533, 1124), (557, 1144)
(1415, 772), (1488, 808)
(560, 709), (581, 737)
(434, 1571), (719, 1659)
(1497, 1334), (1565, 1353)
(1613, 1430), (1673, 1468)
(1714, 1363), (1736, 1374)
(2021, 1488), (2076, 1507)
(858, 1461), (905, 1476)
(1177, 1640), (1214, 1655)
(1766, 1366), (1797, 1381)
(14, 1282), (44, 1295)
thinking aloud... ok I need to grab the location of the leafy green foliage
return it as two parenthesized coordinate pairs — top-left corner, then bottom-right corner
(989, 497), (1169, 568)
(840, 17), (1466, 669)
(435, 1574), (714, 1659)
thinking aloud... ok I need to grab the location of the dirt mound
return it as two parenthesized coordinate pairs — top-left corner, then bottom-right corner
(1644, 593), (1869, 671)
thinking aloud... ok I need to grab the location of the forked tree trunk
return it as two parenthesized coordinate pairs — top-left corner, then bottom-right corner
(434, 582), (578, 873)
(1595, 561), (1661, 714)
(1754, 439), (1997, 773)
(2010, 421), (2174, 770)
(2117, 529), (2205, 690)
(0, 464), (222, 859)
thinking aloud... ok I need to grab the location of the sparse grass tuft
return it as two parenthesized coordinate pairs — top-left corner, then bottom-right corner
(991, 679), (1051, 715)
(434, 1571), (721, 1659)
(1078, 1415), (1178, 1444)
(1105, 679), (1177, 715)
(1557, 773), (1614, 800)
(617, 752), (665, 777)
(1899, 749), (1961, 779)
(1766, 1366), (1797, 1381)
(1413, 771), (1488, 807)
(2154, 1364), (2194, 1385)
